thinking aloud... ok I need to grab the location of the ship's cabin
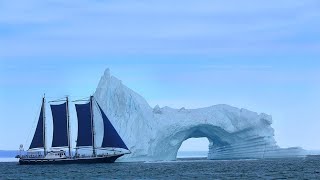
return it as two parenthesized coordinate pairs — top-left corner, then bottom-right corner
(45, 150), (67, 159)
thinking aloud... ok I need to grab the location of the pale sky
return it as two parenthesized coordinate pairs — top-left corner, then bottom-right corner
(0, 0), (320, 151)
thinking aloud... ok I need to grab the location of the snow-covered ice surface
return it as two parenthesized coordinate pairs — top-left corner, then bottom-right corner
(94, 69), (306, 162)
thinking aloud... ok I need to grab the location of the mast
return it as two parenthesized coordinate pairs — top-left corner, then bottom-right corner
(66, 96), (71, 157)
(43, 94), (47, 156)
(90, 95), (96, 157)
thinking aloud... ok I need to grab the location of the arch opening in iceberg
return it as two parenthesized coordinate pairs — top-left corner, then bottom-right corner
(151, 124), (235, 161)
(177, 137), (210, 158)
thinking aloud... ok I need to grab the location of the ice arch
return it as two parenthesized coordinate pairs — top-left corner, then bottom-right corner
(153, 124), (231, 160)
(94, 69), (306, 161)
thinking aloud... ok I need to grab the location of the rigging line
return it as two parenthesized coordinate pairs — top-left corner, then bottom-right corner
(47, 96), (90, 103)
(47, 96), (66, 100)
(46, 96), (91, 99)
(68, 95), (92, 98)
(74, 146), (96, 150)
(74, 148), (96, 153)
(48, 99), (66, 103)
(44, 96), (65, 99)
(72, 100), (89, 102)
(75, 96), (90, 100)
(72, 96), (90, 102)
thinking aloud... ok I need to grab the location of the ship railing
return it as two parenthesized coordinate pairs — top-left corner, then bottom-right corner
(20, 154), (45, 159)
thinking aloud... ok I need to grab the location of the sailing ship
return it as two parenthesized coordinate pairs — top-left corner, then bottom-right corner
(18, 95), (130, 165)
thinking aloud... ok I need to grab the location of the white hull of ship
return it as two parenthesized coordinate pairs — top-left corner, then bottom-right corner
(19, 154), (124, 165)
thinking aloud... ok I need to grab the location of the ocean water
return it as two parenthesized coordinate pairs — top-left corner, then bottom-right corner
(177, 151), (207, 158)
(0, 158), (17, 162)
(1, 157), (320, 179)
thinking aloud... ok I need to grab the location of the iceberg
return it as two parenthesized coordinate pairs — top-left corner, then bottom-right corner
(94, 69), (306, 161)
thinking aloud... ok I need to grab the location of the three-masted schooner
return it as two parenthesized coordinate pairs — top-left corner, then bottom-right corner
(18, 95), (130, 165)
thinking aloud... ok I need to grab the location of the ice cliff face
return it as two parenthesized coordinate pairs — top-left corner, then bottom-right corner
(94, 69), (305, 161)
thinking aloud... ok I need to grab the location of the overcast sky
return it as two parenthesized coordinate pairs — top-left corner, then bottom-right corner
(0, 0), (320, 151)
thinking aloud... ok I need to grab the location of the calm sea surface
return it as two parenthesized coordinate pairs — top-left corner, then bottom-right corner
(1, 157), (320, 179)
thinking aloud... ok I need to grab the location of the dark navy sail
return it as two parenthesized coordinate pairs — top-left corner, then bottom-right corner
(29, 102), (44, 149)
(51, 102), (68, 147)
(96, 102), (128, 150)
(75, 103), (93, 147)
